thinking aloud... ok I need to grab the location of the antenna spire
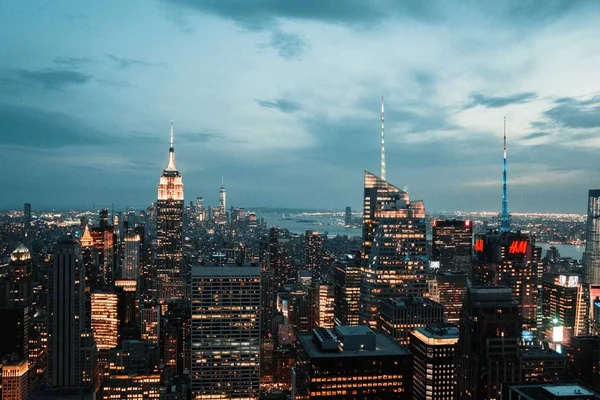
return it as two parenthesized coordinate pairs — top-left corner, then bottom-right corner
(170, 120), (174, 148)
(381, 94), (386, 180)
(500, 116), (510, 232)
(221, 176), (224, 186)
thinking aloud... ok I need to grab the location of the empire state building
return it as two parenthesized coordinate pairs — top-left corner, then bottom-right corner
(157, 122), (185, 299)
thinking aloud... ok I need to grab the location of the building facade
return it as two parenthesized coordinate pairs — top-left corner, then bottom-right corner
(431, 220), (473, 274)
(191, 264), (261, 399)
(379, 297), (444, 345)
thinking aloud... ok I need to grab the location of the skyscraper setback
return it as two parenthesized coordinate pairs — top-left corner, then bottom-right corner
(360, 170), (427, 328)
(156, 122), (185, 299)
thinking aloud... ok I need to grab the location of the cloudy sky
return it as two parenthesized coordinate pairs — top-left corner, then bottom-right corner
(2, 0), (600, 213)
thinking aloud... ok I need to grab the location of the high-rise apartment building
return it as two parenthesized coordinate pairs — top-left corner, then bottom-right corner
(584, 189), (600, 333)
(123, 232), (140, 281)
(361, 171), (427, 328)
(432, 219), (473, 274)
(48, 237), (88, 387)
(379, 297), (444, 345)
(410, 324), (459, 400)
(293, 325), (413, 399)
(456, 286), (521, 400)
(541, 272), (587, 345)
(191, 264), (261, 399)
(156, 122), (184, 300)
(332, 254), (361, 326)
(305, 231), (323, 282)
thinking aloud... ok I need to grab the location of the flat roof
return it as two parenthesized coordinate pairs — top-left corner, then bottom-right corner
(544, 385), (594, 396)
(298, 331), (409, 359)
(192, 264), (260, 277)
(335, 325), (374, 336)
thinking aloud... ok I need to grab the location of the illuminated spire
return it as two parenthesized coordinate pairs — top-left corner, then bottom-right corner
(381, 94), (386, 181)
(165, 121), (177, 171)
(500, 116), (511, 232)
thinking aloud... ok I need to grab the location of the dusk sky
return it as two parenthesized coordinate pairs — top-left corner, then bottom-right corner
(2, 1), (600, 213)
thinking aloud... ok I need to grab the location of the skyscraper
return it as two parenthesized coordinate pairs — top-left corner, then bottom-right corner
(309, 283), (334, 329)
(305, 230), (323, 282)
(91, 209), (115, 289)
(218, 177), (226, 224)
(410, 324), (459, 400)
(156, 122), (184, 299)
(91, 290), (119, 351)
(456, 286), (521, 400)
(541, 272), (587, 344)
(123, 232), (140, 281)
(332, 254), (361, 326)
(432, 219), (473, 274)
(23, 203), (31, 230)
(48, 236), (87, 387)
(344, 206), (352, 226)
(361, 170), (427, 328)
(584, 189), (600, 331)
(191, 263), (261, 399)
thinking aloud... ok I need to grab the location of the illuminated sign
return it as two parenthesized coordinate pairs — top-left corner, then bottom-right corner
(553, 326), (564, 343)
(508, 240), (528, 254)
(465, 220), (471, 227)
(559, 275), (579, 288)
(430, 261), (440, 270)
(474, 239), (484, 252)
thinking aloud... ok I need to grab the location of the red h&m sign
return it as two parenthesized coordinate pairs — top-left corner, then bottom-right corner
(474, 239), (484, 252)
(508, 240), (528, 254)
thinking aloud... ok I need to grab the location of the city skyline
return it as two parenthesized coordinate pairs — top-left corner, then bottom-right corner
(3, 1), (600, 213)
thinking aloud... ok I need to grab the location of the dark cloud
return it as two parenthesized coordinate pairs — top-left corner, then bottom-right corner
(53, 56), (92, 67)
(266, 31), (306, 59)
(542, 96), (600, 129)
(256, 98), (302, 113)
(465, 92), (537, 109)
(106, 54), (162, 69)
(522, 132), (550, 140)
(0, 103), (103, 148)
(13, 68), (91, 90)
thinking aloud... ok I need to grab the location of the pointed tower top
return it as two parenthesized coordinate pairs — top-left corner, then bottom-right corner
(380, 94), (386, 181)
(81, 225), (93, 247)
(500, 116), (510, 232)
(165, 121), (177, 171)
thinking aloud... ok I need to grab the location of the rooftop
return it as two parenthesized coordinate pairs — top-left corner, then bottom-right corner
(298, 326), (409, 359)
(192, 263), (260, 277)
(385, 296), (443, 309)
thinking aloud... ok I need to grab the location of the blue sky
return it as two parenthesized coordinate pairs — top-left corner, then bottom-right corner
(2, 0), (600, 212)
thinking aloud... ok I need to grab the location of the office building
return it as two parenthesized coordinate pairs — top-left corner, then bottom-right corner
(344, 206), (352, 226)
(2, 358), (28, 400)
(48, 236), (87, 387)
(432, 219), (473, 274)
(456, 286), (521, 400)
(310, 283), (334, 329)
(156, 122), (185, 299)
(140, 302), (160, 346)
(474, 230), (542, 334)
(541, 272), (587, 345)
(429, 272), (469, 324)
(123, 232), (140, 281)
(305, 231), (324, 282)
(0, 306), (29, 361)
(115, 280), (139, 343)
(502, 383), (600, 400)
(566, 336), (600, 391)
(332, 255), (361, 326)
(292, 325), (413, 399)
(361, 171), (427, 328)
(379, 297), (444, 345)
(191, 264), (261, 399)
(520, 349), (567, 383)
(91, 290), (119, 351)
(585, 189), (600, 332)
(5, 244), (33, 307)
(91, 209), (115, 289)
(409, 324), (459, 400)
